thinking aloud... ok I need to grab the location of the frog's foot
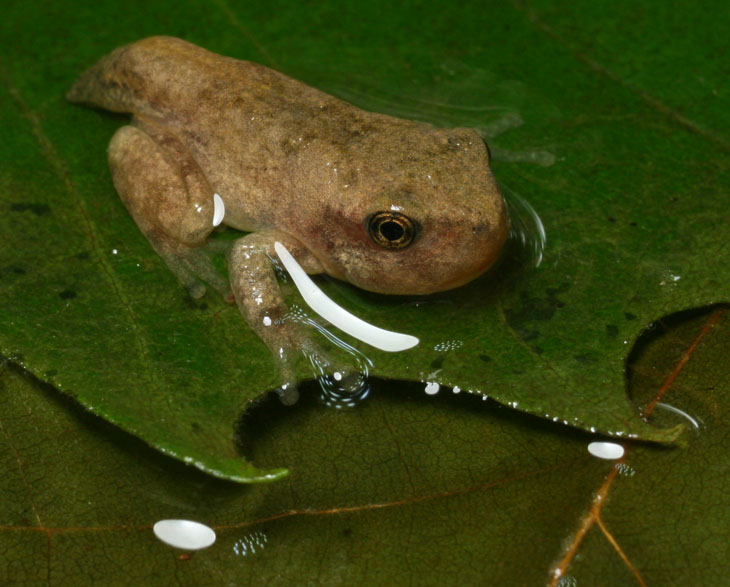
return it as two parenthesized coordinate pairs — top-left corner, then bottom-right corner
(146, 230), (232, 300)
(256, 314), (352, 406)
(228, 231), (363, 405)
(108, 124), (232, 301)
(477, 113), (556, 167)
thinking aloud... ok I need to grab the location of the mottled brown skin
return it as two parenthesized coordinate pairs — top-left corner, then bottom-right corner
(67, 37), (509, 401)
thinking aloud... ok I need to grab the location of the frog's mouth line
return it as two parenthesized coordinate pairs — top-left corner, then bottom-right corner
(274, 241), (419, 352)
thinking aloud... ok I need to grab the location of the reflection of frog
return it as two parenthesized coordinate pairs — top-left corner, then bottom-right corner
(67, 37), (509, 402)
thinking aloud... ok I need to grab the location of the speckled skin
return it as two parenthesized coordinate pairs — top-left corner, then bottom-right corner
(67, 37), (509, 399)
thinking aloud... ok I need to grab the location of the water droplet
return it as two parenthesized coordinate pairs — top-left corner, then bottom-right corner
(452, 386), (461, 394)
(153, 520), (216, 550)
(587, 441), (624, 460)
(424, 382), (440, 395)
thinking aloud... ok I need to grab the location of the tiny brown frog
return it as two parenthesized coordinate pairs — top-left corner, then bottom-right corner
(68, 37), (509, 402)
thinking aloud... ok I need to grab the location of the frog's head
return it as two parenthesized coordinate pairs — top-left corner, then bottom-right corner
(308, 126), (509, 295)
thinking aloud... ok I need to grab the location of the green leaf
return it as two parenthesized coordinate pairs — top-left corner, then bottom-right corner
(1, 0), (728, 481)
(1, 307), (727, 583)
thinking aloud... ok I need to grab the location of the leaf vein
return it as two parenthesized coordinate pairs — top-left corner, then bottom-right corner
(511, 0), (730, 152)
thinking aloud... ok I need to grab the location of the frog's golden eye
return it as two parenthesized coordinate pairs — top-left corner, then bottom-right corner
(367, 211), (417, 249)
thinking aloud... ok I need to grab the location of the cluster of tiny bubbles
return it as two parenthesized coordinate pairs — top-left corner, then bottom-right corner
(433, 339), (464, 352)
(232, 531), (268, 557)
(614, 462), (636, 478)
(286, 304), (373, 409)
(556, 576), (578, 587)
(500, 183), (546, 270)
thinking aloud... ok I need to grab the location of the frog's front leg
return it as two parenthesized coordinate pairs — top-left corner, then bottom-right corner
(228, 232), (340, 405)
(108, 124), (231, 299)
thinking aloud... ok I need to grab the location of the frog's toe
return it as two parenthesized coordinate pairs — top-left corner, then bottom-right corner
(274, 360), (300, 405)
(180, 249), (231, 299)
(186, 281), (207, 299)
(275, 382), (300, 406)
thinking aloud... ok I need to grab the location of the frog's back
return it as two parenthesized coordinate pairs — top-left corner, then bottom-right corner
(66, 36), (323, 122)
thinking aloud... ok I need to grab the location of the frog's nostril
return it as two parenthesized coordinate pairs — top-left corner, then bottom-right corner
(472, 222), (490, 236)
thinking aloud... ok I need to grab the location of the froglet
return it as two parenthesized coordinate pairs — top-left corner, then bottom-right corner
(67, 37), (509, 402)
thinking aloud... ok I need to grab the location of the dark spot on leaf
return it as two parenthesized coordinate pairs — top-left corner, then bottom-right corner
(531, 345), (544, 355)
(479, 354), (491, 362)
(59, 289), (77, 300)
(574, 353), (598, 364)
(625, 312), (637, 321)
(1, 265), (25, 277)
(606, 324), (619, 338)
(504, 285), (569, 340)
(182, 295), (208, 311)
(45, 369), (57, 377)
(191, 422), (201, 431)
(76, 251), (90, 261)
(431, 356), (444, 369)
(343, 528), (352, 537)
(512, 368), (524, 375)
(608, 216), (616, 222)
(514, 327), (540, 342)
(629, 221), (637, 227)
(10, 202), (51, 216)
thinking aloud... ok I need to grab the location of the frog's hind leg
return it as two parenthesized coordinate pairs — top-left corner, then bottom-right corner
(108, 125), (231, 299)
(478, 113), (556, 167)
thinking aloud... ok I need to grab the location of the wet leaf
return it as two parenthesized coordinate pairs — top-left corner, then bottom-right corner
(0, 307), (727, 584)
(1, 0), (728, 481)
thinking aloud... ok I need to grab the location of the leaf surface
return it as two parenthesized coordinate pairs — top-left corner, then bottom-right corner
(0, 0), (728, 481)
(0, 307), (727, 584)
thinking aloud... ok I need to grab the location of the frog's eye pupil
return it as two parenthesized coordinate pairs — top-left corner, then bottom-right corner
(367, 211), (417, 249)
(380, 220), (404, 242)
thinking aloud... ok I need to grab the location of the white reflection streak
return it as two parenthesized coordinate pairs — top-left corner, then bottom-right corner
(655, 402), (700, 429)
(275, 241), (419, 352)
